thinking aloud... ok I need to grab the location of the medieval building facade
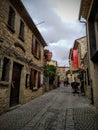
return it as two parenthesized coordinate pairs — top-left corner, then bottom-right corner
(79, 0), (98, 108)
(0, 0), (46, 114)
(68, 37), (90, 96)
(57, 66), (69, 82)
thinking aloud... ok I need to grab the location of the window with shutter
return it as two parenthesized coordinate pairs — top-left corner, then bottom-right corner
(38, 72), (41, 88)
(35, 40), (39, 58)
(32, 36), (35, 55)
(1, 58), (10, 82)
(32, 36), (41, 59)
(19, 20), (24, 41)
(30, 68), (39, 90)
(34, 70), (37, 88)
(25, 74), (30, 88)
(39, 44), (41, 60)
(30, 69), (34, 89)
(7, 6), (15, 32)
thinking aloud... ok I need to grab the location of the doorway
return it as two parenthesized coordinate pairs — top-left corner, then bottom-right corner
(10, 62), (22, 107)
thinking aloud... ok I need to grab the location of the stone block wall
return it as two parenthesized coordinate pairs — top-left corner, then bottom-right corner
(24, 87), (44, 103)
(0, 85), (9, 114)
(94, 63), (98, 109)
(0, 0), (46, 114)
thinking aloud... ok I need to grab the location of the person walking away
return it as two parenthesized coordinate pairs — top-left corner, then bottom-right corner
(72, 80), (79, 95)
(64, 79), (66, 86)
(70, 73), (75, 90)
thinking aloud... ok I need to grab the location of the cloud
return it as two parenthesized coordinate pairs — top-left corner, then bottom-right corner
(45, 40), (71, 66)
(21, 0), (86, 66)
(52, 0), (81, 23)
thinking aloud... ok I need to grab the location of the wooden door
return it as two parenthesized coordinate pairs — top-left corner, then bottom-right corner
(10, 62), (22, 107)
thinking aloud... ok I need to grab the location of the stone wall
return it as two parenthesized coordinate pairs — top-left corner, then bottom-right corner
(94, 63), (98, 109)
(0, 84), (9, 114)
(24, 87), (44, 103)
(0, 0), (46, 114)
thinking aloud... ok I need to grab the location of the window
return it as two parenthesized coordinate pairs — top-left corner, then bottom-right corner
(31, 35), (35, 55)
(19, 20), (24, 41)
(31, 36), (41, 59)
(35, 40), (40, 58)
(38, 72), (41, 88)
(30, 69), (37, 90)
(30, 69), (41, 90)
(1, 58), (10, 82)
(34, 70), (37, 88)
(7, 6), (15, 32)
(25, 74), (30, 88)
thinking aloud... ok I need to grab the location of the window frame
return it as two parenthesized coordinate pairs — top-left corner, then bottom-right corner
(31, 36), (41, 59)
(19, 20), (25, 41)
(30, 69), (41, 90)
(25, 74), (30, 88)
(7, 6), (15, 33)
(1, 57), (10, 82)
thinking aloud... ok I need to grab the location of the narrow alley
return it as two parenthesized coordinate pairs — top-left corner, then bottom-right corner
(0, 83), (98, 130)
(0, 0), (98, 130)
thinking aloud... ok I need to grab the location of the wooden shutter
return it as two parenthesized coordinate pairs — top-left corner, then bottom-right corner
(8, 6), (15, 32)
(32, 36), (35, 55)
(19, 20), (24, 40)
(39, 44), (41, 59)
(30, 69), (34, 89)
(38, 72), (41, 88)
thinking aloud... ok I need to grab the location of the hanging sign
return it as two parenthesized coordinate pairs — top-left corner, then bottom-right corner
(73, 49), (78, 68)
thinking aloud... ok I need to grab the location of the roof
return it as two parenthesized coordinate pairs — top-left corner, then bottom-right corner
(73, 36), (86, 49)
(79, 0), (93, 20)
(69, 48), (73, 60)
(9, 0), (47, 47)
(57, 66), (69, 68)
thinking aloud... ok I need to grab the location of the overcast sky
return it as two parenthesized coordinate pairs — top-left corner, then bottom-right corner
(21, 0), (86, 66)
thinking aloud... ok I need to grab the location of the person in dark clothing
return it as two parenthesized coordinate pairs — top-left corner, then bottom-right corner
(72, 81), (79, 95)
(80, 80), (85, 95)
(58, 81), (60, 87)
(64, 80), (66, 86)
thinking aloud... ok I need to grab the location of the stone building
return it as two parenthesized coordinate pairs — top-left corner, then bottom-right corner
(79, 0), (98, 107)
(47, 60), (58, 88)
(77, 37), (90, 98)
(69, 41), (80, 85)
(69, 48), (73, 71)
(57, 66), (69, 82)
(74, 37), (90, 97)
(69, 38), (84, 82)
(69, 37), (90, 96)
(47, 60), (58, 66)
(0, 0), (46, 114)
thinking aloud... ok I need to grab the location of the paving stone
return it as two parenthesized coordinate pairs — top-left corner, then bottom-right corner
(0, 83), (98, 130)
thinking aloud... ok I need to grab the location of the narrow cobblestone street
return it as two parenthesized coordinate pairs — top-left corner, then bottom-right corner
(0, 83), (98, 130)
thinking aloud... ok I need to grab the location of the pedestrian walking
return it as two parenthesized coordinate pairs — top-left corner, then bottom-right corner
(72, 81), (79, 95)
(58, 81), (60, 87)
(70, 73), (75, 90)
(64, 79), (66, 86)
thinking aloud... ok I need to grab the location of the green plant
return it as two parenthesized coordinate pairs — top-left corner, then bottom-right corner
(44, 64), (56, 77)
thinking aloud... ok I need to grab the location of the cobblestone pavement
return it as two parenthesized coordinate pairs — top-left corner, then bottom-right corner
(0, 83), (98, 130)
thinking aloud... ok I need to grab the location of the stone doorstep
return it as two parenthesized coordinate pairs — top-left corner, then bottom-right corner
(9, 104), (21, 111)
